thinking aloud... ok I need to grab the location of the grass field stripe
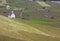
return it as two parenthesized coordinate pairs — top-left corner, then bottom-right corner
(37, 1), (51, 7)
(2, 0), (7, 4)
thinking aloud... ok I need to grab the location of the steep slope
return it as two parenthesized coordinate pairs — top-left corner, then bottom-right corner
(0, 0), (60, 20)
(5, 0), (60, 20)
(0, 15), (60, 41)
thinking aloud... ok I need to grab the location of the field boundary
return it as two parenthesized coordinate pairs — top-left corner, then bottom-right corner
(37, 1), (51, 7)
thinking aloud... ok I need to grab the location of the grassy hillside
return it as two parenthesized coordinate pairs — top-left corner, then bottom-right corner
(15, 18), (60, 37)
(0, 15), (60, 41)
(0, 0), (60, 41)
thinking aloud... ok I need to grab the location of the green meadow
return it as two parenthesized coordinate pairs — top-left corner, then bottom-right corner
(29, 20), (55, 24)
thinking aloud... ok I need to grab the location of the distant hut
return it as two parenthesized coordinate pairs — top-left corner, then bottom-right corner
(8, 11), (15, 19)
